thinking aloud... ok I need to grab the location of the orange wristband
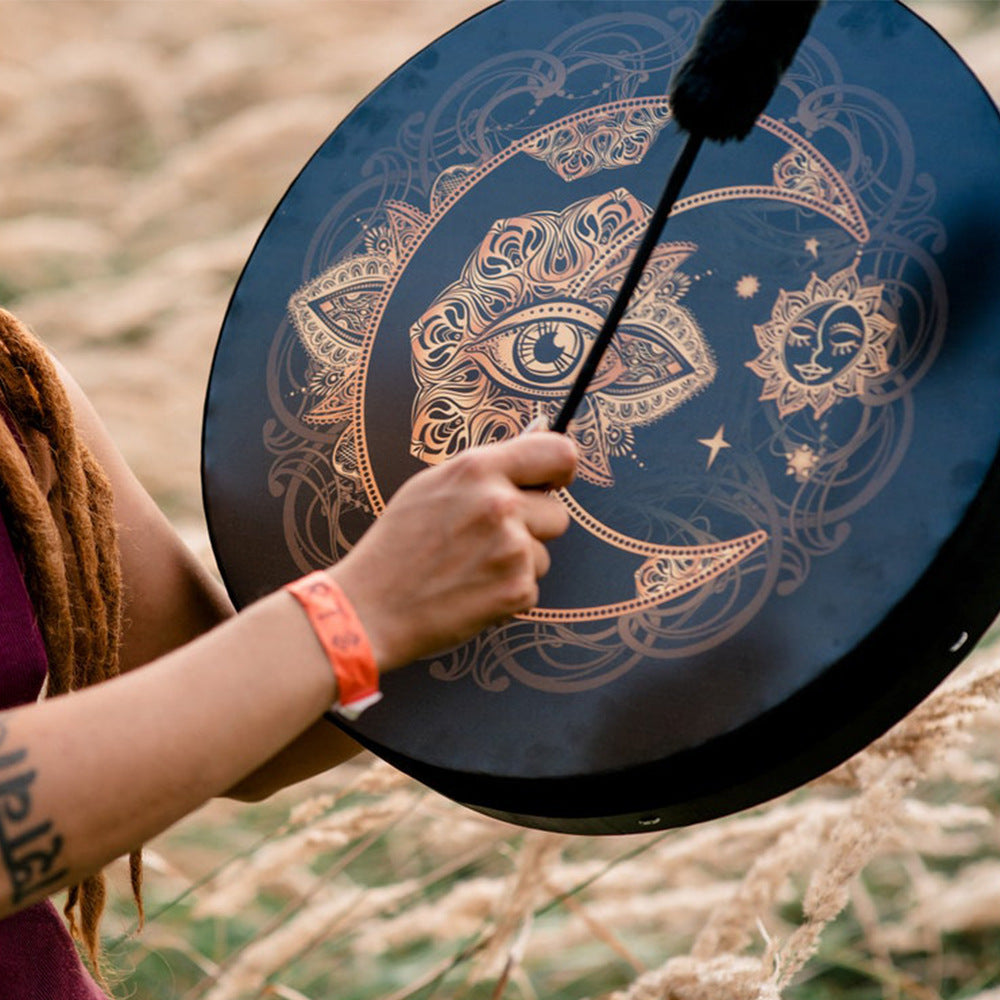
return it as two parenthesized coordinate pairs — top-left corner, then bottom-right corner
(285, 571), (381, 720)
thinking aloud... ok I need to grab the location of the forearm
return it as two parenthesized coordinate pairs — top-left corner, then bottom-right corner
(0, 414), (577, 914)
(0, 586), (335, 919)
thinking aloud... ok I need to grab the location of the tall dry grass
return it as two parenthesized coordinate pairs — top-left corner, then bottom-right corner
(4, 1), (1000, 997)
(106, 643), (1000, 999)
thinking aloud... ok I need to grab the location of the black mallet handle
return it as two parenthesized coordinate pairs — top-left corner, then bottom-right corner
(550, 132), (704, 435)
(549, 0), (820, 436)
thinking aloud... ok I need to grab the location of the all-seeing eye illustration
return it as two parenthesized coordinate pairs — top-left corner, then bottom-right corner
(409, 188), (714, 488)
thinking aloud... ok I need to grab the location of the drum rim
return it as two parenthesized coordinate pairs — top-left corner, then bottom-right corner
(201, 0), (1000, 833)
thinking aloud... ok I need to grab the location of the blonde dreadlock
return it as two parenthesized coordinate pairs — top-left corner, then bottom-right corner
(0, 307), (142, 982)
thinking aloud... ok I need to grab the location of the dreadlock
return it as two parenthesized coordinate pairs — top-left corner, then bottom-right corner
(0, 307), (142, 985)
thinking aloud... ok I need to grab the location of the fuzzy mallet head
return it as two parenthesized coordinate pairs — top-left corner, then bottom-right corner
(670, 0), (821, 142)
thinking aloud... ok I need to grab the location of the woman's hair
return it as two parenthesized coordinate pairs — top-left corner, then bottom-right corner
(0, 307), (141, 982)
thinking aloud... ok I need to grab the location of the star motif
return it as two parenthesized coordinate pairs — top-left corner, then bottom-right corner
(785, 443), (820, 483)
(735, 274), (760, 299)
(698, 425), (731, 469)
(804, 237), (820, 258)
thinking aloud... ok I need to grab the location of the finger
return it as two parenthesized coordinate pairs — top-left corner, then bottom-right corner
(484, 432), (578, 489)
(532, 538), (552, 579)
(520, 490), (571, 541)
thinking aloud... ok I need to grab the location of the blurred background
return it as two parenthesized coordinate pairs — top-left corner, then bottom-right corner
(1, 0), (996, 551)
(1, 0), (483, 548)
(4, 2), (1000, 998)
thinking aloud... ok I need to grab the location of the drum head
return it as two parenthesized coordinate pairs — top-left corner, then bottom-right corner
(203, 0), (1000, 833)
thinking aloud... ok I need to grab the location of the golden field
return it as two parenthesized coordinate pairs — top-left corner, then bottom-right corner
(5, 2), (1000, 998)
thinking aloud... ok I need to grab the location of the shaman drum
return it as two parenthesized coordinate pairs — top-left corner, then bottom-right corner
(203, 0), (1000, 834)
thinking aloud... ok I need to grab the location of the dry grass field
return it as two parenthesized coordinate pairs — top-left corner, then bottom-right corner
(6, 2), (1000, 998)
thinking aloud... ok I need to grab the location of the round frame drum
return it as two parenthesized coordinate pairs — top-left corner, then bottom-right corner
(203, 0), (1000, 834)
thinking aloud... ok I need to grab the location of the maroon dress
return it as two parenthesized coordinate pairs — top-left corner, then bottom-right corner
(0, 456), (107, 996)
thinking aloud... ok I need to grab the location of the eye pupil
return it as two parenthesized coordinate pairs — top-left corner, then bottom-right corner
(533, 323), (572, 366)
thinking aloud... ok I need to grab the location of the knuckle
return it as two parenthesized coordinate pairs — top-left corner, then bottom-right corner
(448, 449), (488, 483)
(500, 572), (538, 614)
(494, 534), (538, 612)
(500, 519), (532, 559)
(479, 485), (518, 526)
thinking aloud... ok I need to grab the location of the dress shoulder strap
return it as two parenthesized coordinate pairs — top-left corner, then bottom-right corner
(0, 397), (49, 709)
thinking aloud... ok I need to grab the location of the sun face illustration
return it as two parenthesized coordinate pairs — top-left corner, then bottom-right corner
(747, 263), (896, 420)
(735, 274), (760, 299)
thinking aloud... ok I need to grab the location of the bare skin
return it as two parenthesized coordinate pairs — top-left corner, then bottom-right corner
(55, 362), (360, 801)
(0, 365), (577, 918)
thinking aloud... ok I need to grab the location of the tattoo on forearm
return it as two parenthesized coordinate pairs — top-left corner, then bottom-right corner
(0, 716), (68, 904)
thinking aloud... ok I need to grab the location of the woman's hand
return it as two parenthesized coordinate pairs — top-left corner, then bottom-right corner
(332, 431), (577, 672)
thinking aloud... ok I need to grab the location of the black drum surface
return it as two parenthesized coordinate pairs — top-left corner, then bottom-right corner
(203, 1), (1000, 834)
